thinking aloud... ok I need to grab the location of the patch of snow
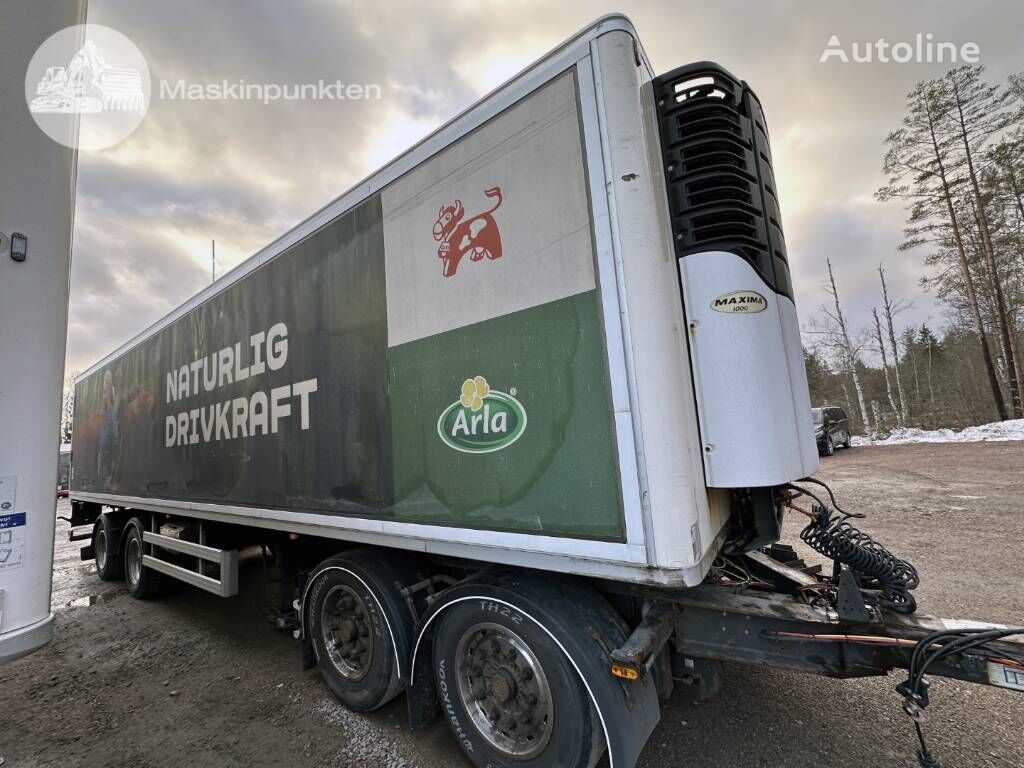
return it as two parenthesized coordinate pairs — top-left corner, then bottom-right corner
(852, 419), (1024, 447)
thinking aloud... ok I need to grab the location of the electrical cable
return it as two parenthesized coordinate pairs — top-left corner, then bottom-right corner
(899, 626), (1024, 768)
(914, 722), (941, 768)
(795, 476), (864, 518)
(782, 482), (830, 513)
(768, 626), (1024, 767)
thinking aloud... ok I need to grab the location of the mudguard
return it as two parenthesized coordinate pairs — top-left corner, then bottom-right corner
(406, 569), (661, 768)
(297, 549), (422, 679)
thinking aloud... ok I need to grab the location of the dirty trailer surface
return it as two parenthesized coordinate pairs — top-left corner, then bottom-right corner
(2, 441), (1022, 767)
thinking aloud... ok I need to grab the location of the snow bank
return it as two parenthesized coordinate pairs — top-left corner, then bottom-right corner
(851, 419), (1024, 447)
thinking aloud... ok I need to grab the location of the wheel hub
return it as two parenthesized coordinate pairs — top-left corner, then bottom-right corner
(486, 669), (516, 703)
(126, 535), (141, 586)
(320, 585), (374, 681)
(338, 618), (357, 643)
(95, 528), (107, 571)
(455, 622), (553, 759)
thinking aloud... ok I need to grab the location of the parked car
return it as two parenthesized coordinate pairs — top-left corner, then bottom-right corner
(812, 406), (851, 455)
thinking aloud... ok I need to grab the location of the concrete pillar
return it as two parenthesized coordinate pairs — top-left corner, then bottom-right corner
(0, 0), (87, 663)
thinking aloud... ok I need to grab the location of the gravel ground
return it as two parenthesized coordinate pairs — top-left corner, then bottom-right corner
(1, 441), (1021, 767)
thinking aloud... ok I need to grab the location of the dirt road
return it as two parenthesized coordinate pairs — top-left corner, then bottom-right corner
(2, 441), (1022, 767)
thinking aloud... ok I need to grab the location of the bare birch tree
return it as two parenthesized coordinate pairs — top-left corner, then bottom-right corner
(872, 307), (901, 426)
(878, 266), (909, 423)
(823, 259), (871, 433)
(60, 373), (77, 444)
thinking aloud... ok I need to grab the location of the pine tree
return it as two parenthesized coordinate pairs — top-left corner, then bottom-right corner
(901, 326), (923, 408)
(918, 324), (941, 416)
(803, 346), (830, 395)
(943, 66), (1021, 417)
(986, 129), (1024, 399)
(878, 79), (1008, 419)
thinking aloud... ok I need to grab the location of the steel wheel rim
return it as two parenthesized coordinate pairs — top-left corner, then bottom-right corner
(454, 622), (553, 759)
(320, 584), (374, 681)
(126, 535), (142, 586)
(95, 528), (108, 571)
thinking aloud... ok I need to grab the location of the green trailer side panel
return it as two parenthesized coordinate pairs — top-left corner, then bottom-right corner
(71, 197), (392, 514)
(388, 291), (623, 540)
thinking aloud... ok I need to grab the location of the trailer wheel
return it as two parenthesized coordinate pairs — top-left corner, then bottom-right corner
(92, 514), (122, 581)
(123, 517), (162, 599)
(432, 600), (603, 768)
(305, 551), (417, 712)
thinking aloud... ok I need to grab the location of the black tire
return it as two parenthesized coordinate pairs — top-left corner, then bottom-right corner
(822, 435), (835, 456)
(306, 551), (417, 712)
(432, 599), (603, 768)
(92, 513), (123, 581)
(123, 517), (163, 599)
(842, 433), (852, 449)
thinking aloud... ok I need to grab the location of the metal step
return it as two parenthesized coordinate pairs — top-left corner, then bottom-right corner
(68, 527), (91, 542)
(142, 530), (238, 597)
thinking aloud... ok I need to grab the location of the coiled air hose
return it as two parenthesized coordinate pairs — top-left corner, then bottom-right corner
(799, 505), (920, 613)
(783, 479), (920, 614)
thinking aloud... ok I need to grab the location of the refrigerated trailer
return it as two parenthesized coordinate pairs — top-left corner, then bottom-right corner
(66, 16), (1022, 768)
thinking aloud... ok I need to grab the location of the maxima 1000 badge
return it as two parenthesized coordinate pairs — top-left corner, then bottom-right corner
(711, 290), (767, 313)
(437, 376), (527, 453)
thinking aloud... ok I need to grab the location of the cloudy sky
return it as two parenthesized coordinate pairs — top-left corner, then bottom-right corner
(63, 0), (1024, 374)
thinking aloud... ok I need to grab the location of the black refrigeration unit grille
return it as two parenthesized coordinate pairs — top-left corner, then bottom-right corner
(653, 62), (793, 300)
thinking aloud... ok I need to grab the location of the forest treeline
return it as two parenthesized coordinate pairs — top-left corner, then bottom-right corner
(805, 64), (1024, 434)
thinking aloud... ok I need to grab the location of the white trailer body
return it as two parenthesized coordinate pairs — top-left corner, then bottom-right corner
(70, 16), (815, 589)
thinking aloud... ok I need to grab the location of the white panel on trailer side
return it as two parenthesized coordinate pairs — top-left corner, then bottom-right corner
(381, 70), (597, 347)
(590, 30), (731, 580)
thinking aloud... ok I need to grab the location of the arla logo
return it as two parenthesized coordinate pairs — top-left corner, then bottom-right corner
(711, 290), (767, 314)
(437, 376), (526, 454)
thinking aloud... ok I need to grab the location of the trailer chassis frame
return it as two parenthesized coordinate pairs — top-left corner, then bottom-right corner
(607, 579), (1024, 695)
